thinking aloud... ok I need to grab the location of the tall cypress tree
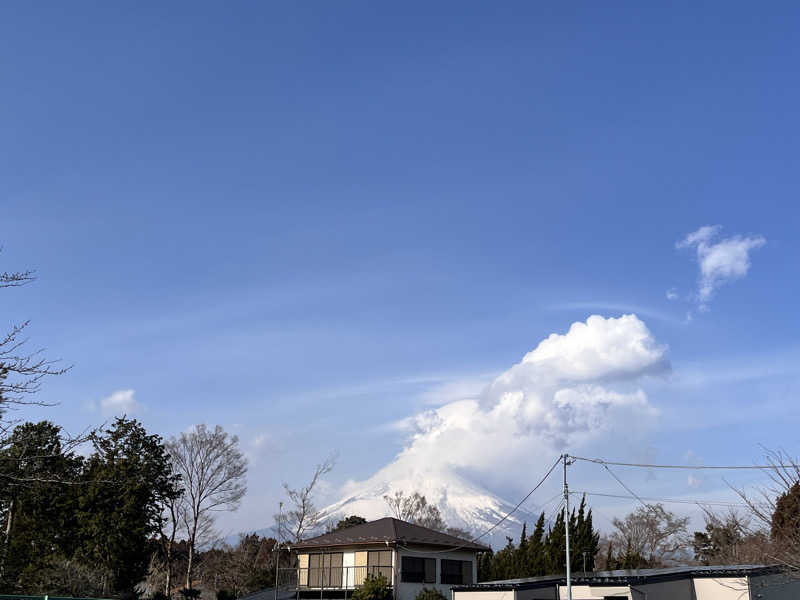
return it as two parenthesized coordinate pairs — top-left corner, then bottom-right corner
(515, 522), (528, 576)
(527, 512), (546, 576)
(545, 511), (566, 575)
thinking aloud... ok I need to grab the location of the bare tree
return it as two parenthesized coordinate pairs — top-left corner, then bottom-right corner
(168, 425), (248, 590)
(610, 503), (690, 566)
(692, 508), (770, 566)
(732, 448), (800, 571)
(281, 456), (335, 542)
(383, 491), (447, 531)
(158, 482), (186, 597)
(0, 260), (69, 445)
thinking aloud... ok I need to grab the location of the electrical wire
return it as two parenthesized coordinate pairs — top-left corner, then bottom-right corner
(396, 456), (562, 555)
(601, 462), (649, 509)
(570, 455), (795, 470)
(570, 490), (754, 509)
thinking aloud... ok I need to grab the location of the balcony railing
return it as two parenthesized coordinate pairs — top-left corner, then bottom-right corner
(278, 566), (395, 590)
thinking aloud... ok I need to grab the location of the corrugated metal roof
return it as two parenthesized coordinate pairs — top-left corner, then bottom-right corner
(291, 517), (490, 552)
(454, 564), (786, 591)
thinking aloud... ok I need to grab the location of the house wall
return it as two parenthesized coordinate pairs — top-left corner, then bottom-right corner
(635, 578), (693, 600)
(692, 577), (749, 600)
(295, 545), (393, 590)
(515, 586), (558, 600)
(395, 547), (478, 600)
(749, 574), (800, 600)
(452, 592), (514, 600)
(558, 584), (631, 599)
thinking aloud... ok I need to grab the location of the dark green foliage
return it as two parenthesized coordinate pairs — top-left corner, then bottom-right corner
(0, 418), (179, 597)
(217, 590), (237, 600)
(76, 417), (180, 594)
(0, 421), (84, 590)
(152, 593), (170, 600)
(180, 588), (202, 600)
(414, 586), (447, 600)
(351, 574), (392, 600)
(335, 515), (368, 530)
(771, 482), (800, 544)
(476, 495), (600, 581)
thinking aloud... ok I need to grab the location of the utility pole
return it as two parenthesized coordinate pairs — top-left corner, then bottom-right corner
(275, 501), (283, 600)
(563, 454), (573, 600)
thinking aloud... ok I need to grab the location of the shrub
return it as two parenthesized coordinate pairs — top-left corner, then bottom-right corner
(179, 589), (202, 600)
(352, 574), (392, 600)
(415, 587), (447, 600)
(217, 590), (237, 600)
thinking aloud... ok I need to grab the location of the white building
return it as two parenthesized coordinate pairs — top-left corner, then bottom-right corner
(453, 565), (800, 600)
(288, 517), (489, 600)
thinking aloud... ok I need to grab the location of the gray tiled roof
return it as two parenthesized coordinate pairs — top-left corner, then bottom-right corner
(291, 517), (490, 552)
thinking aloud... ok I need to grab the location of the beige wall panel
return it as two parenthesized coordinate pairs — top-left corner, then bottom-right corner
(693, 577), (749, 600)
(559, 584), (630, 599)
(453, 592), (514, 600)
(298, 554), (309, 587)
(354, 551), (368, 586)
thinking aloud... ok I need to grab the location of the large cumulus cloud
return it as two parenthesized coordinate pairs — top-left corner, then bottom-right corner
(394, 314), (669, 475)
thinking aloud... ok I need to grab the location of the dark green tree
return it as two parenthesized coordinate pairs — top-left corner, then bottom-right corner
(771, 482), (800, 545)
(0, 421), (83, 589)
(76, 417), (180, 595)
(515, 522), (528, 575)
(351, 574), (391, 600)
(334, 515), (368, 531)
(526, 512), (546, 576)
(572, 495), (599, 574)
(414, 587), (447, 600)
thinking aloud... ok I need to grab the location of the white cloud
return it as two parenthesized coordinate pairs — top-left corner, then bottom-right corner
(666, 288), (679, 301)
(677, 225), (765, 309)
(345, 314), (669, 492)
(100, 389), (141, 416)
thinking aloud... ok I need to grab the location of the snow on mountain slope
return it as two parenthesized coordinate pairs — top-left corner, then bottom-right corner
(322, 464), (538, 550)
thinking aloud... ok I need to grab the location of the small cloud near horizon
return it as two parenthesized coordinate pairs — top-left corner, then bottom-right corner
(99, 389), (141, 416)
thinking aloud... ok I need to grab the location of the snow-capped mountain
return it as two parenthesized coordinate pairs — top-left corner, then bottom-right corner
(322, 465), (537, 550)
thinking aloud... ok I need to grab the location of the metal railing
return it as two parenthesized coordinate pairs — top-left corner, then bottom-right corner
(278, 566), (395, 590)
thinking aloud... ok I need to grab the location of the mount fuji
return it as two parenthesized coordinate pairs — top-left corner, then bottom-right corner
(321, 465), (541, 550)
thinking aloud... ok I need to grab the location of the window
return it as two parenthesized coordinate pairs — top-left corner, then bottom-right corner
(401, 557), (436, 583)
(367, 550), (393, 581)
(440, 560), (472, 585)
(306, 553), (343, 588)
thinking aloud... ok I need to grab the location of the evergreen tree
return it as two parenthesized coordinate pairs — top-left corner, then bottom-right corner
(0, 422), (83, 589)
(544, 511), (566, 575)
(76, 417), (180, 595)
(572, 496), (599, 574)
(515, 522), (528, 576)
(527, 512), (546, 576)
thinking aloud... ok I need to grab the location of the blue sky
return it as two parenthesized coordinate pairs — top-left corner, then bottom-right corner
(2, 2), (800, 533)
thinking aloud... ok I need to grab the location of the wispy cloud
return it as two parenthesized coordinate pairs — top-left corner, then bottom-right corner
(99, 389), (141, 416)
(552, 301), (684, 325)
(677, 225), (765, 310)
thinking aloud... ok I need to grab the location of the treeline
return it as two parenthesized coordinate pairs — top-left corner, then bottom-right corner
(0, 418), (175, 596)
(0, 417), (266, 600)
(477, 496), (599, 581)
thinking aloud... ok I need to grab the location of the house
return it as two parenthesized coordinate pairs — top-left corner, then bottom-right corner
(288, 517), (490, 600)
(452, 564), (800, 600)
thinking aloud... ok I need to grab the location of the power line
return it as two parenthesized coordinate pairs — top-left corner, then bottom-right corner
(570, 455), (796, 470)
(396, 456), (562, 555)
(602, 462), (649, 509)
(571, 490), (755, 509)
